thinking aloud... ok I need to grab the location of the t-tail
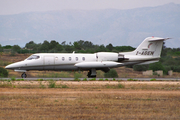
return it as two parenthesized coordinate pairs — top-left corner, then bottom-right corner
(119, 37), (170, 65)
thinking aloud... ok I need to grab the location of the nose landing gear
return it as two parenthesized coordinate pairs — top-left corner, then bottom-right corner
(21, 72), (27, 78)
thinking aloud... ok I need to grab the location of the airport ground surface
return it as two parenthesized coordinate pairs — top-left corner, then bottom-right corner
(1, 77), (180, 81)
(1, 54), (180, 119)
(0, 81), (180, 120)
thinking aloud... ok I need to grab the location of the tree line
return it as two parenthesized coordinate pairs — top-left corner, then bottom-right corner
(0, 40), (135, 53)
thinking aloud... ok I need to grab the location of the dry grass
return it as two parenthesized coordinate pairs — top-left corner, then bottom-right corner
(0, 81), (180, 120)
(1, 81), (180, 90)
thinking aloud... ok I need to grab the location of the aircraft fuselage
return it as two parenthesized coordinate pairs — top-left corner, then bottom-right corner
(6, 52), (121, 71)
(5, 37), (170, 78)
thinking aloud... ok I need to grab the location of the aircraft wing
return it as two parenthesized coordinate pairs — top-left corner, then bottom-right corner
(74, 61), (122, 68)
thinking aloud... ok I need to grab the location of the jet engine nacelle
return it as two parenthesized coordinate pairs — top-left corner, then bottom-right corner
(96, 52), (118, 61)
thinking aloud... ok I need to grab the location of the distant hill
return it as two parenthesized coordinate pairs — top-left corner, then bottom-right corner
(0, 3), (180, 48)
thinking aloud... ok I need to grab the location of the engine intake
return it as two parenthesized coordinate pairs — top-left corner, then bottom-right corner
(118, 54), (129, 62)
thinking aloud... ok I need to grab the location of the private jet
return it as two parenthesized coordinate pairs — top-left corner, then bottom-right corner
(5, 37), (170, 78)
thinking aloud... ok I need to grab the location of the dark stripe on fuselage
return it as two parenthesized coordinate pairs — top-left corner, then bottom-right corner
(11, 58), (160, 71)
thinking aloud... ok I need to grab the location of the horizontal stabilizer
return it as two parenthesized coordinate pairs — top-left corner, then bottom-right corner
(148, 37), (171, 42)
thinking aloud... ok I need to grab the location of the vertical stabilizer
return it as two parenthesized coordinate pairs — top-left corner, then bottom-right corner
(122, 37), (170, 57)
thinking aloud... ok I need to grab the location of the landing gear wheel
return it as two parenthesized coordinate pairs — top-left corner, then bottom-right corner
(21, 72), (27, 78)
(87, 69), (96, 78)
(87, 71), (91, 78)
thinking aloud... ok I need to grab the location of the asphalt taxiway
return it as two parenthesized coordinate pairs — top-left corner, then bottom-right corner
(1, 78), (180, 81)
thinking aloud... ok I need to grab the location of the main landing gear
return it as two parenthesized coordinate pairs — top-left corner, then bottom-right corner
(87, 69), (96, 78)
(21, 72), (27, 78)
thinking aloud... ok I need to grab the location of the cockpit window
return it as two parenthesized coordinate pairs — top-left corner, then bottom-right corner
(27, 55), (40, 60)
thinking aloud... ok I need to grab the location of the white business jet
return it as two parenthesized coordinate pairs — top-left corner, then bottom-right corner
(5, 37), (170, 78)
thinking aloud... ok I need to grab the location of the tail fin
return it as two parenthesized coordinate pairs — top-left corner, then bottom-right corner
(123, 37), (170, 57)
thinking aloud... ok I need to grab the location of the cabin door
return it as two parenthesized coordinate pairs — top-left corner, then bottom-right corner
(44, 56), (55, 70)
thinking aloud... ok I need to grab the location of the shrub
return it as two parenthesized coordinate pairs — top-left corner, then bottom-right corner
(164, 66), (171, 72)
(171, 65), (180, 72)
(11, 77), (16, 81)
(133, 65), (149, 71)
(105, 83), (125, 89)
(39, 81), (45, 88)
(104, 69), (118, 78)
(149, 62), (164, 71)
(48, 80), (56, 88)
(105, 78), (109, 81)
(127, 78), (138, 81)
(0, 67), (8, 77)
(61, 84), (68, 88)
(117, 83), (125, 88)
(99, 78), (103, 81)
(74, 72), (82, 80)
(127, 78), (133, 81)
(89, 78), (96, 81)
(149, 62), (167, 75)
(74, 79), (80, 81)
(16, 79), (24, 81)
(150, 78), (156, 81)
(83, 78), (87, 81)
(37, 78), (43, 81)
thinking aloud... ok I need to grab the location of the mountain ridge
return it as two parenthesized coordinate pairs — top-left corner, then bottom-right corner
(0, 3), (179, 48)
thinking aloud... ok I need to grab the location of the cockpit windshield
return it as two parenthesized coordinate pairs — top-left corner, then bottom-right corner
(26, 55), (40, 60)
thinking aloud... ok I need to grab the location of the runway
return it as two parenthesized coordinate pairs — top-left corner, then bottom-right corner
(1, 78), (180, 81)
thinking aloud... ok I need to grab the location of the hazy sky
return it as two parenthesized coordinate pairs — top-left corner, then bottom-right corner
(0, 0), (180, 15)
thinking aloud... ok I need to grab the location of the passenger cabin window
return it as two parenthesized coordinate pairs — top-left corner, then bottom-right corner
(82, 57), (85, 61)
(62, 57), (65, 61)
(27, 55), (40, 60)
(76, 57), (78, 61)
(69, 57), (71, 61)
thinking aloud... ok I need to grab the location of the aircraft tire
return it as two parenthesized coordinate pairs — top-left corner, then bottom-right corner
(21, 72), (27, 78)
(87, 70), (96, 78)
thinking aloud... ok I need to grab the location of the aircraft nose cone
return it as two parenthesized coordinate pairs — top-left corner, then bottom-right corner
(5, 61), (26, 70)
(5, 62), (21, 69)
(5, 64), (13, 69)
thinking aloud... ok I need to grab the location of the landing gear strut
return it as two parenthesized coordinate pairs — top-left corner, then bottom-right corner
(21, 72), (27, 78)
(87, 69), (96, 78)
